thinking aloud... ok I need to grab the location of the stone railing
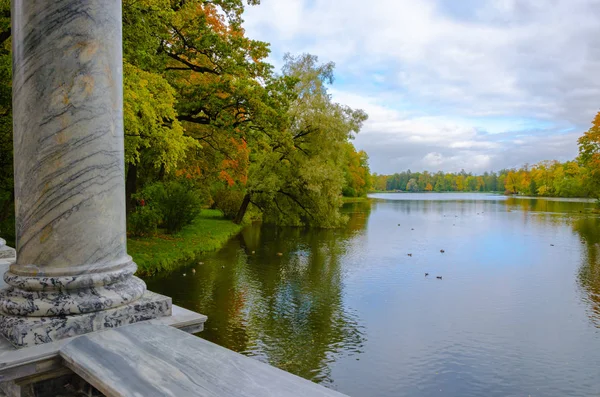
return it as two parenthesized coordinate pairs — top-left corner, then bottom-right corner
(0, 240), (14, 262)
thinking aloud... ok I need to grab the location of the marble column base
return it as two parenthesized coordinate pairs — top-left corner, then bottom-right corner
(0, 291), (172, 348)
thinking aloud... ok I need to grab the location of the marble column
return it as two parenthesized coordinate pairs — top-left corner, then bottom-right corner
(0, 0), (171, 348)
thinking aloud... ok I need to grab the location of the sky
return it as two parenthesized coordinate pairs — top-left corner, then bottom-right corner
(241, 0), (600, 174)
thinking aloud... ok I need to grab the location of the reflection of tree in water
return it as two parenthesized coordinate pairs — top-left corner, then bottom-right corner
(238, 221), (367, 386)
(572, 216), (600, 327)
(143, 243), (255, 353)
(505, 197), (590, 214)
(145, 206), (370, 386)
(341, 201), (371, 233)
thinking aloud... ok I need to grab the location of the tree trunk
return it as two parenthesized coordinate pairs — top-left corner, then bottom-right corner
(157, 163), (165, 181)
(234, 193), (251, 224)
(125, 163), (138, 214)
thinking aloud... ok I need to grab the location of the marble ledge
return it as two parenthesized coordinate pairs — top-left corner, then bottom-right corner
(61, 323), (347, 397)
(0, 304), (206, 383)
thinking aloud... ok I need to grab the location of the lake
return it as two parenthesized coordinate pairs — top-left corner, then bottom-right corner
(143, 193), (600, 397)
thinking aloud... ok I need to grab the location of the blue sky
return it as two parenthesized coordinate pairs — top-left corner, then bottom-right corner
(242, 0), (600, 174)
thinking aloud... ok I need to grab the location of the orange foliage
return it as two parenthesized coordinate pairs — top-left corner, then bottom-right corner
(217, 138), (249, 186)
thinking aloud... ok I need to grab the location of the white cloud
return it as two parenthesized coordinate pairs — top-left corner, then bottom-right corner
(242, 0), (600, 173)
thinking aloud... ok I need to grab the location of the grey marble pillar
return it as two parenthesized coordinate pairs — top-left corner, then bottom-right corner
(0, 0), (171, 348)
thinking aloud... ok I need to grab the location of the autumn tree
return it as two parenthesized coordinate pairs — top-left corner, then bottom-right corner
(342, 143), (371, 197)
(374, 159), (590, 198)
(372, 173), (388, 191)
(579, 111), (600, 197)
(121, 0), (276, 209)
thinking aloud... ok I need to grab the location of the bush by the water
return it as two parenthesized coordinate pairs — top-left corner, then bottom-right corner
(213, 189), (244, 219)
(133, 181), (201, 234)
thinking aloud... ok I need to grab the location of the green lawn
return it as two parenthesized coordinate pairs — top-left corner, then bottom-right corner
(128, 209), (243, 276)
(341, 196), (371, 203)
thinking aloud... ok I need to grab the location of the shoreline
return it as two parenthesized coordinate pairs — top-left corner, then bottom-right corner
(342, 196), (371, 203)
(128, 209), (243, 276)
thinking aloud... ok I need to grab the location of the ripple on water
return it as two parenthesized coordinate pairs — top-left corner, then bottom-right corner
(143, 195), (600, 396)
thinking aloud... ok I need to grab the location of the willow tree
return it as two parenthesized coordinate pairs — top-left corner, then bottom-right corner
(234, 54), (367, 227)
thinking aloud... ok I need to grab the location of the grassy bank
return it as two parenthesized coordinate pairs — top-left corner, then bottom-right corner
(342, 196), (371, 203)
(128, 209), (243, 276)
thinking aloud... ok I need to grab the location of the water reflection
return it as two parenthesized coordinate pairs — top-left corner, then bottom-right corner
(237, 226), (366, 384)
(573, 216), (600, 328)
(145, 215), (367, 385)
(506, 196), (592, 213)
(143, 194), (600, 396)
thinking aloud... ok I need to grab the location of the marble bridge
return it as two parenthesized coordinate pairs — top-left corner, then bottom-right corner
(0, 1), (348, 396)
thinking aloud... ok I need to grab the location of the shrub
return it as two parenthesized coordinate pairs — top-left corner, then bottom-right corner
(213, 189), (244, 219)
(138, 181), (201, 234)
(342, 186), (358, 197)
(128, 205), (161, 237)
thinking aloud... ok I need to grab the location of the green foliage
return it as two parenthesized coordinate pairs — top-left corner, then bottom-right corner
(376, 160), (592, 198)
(242, 54), (367, 227)
(406, 178), (419, 192)
(123, 62), (198, 172)
(1, 0), (375, 247)
(127, 205), (162, 237)
(137, 181), (202, 233)
(342, 142), (371, 197)
(213, 189), (244, 219)
(578, 112), (600, 198)
(128, 210), (243, 275)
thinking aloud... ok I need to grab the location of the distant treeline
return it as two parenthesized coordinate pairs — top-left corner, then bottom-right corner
(372, 160), (597, 198)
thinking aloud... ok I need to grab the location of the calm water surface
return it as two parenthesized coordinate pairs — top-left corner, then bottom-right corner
(143, 193), (600, 397)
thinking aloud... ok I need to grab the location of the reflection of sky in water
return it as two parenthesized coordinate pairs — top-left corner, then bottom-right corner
(144, 194), (600, 397)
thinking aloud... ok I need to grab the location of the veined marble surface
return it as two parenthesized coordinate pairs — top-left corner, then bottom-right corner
(12, 0), (128, 273)
(1, 0), (151, 341)
(60, 323), (348, 397)
(0, 240), (14, 261)
(0, 291), (171, 348)
(0, 305), (206, 377)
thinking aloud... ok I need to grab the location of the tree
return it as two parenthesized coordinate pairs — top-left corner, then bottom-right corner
(505, 171), (519, 194)
(529, 177), (537, 196)
(121, 0), (277, 210)
(373, 158), (591, 198)
(234, 54), (367, 226)
(578, 111), (600, 197)
(342, 143), (371, 197)
(372, 173), (387, 191)
(406, 178), (419, 192)
(123, 63), (198, 211)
